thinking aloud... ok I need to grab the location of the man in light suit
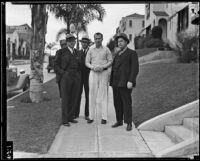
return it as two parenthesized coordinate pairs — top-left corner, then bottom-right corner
(110, 33), (139, 131)
(54, 34), (81, 127)
(85, 32), (113, 124)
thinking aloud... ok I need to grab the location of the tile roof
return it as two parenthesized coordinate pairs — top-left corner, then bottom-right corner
(126, 13), (144, 18)
(6, 24), (32, 34)
(153, 11), (169, 16)
(6, 25), (17, 33)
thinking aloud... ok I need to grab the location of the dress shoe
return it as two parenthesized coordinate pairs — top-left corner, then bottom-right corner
(101, 119), (107, 124)
(126, 123), (132, 131)
(68, 119), (78, 123)
(74, 115), (79, 119)
(111, 122), (123, 128)
(63, 122), (70, 127)
(87, 119), (94, 123)
(85, 116), (89, 120)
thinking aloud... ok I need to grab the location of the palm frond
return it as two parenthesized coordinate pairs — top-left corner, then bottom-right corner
(48, 4), (106, 36)
(56, 28), (68, 42)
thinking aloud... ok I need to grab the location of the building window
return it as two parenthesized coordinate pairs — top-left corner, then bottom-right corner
(177, 6), (189, 32)
(142, 20), (145, 27)
(129, 34), (132, 41)
(129, 20), (132, 27)
(146, 3), (150, 20)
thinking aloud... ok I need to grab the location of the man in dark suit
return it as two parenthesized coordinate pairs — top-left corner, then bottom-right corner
(54, 39), (67, 99)
(54, 34), (81, 127)
(110, 33), (139, 131)
(75, 35), (91, 120)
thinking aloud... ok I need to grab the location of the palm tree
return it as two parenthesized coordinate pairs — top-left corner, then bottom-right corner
(29, 4), (48, 103)
(47, 4), (106, 49)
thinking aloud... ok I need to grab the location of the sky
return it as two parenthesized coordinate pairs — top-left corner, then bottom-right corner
(6, 2), (145, 46)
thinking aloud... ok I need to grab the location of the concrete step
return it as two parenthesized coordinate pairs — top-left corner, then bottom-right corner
(183, 117), (199, 133)
(139, 131), (176, 155)
(165, 125), (198, 143)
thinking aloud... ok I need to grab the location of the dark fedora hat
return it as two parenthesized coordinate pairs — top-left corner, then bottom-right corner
(115, 33), (130, 44)
(66, 33), (76, 41)
(80, 35), (90, 43)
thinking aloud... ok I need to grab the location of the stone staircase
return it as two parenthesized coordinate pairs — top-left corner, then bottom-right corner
(138, 100), (199, 157)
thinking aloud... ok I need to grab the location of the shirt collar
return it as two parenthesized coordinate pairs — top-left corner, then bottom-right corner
(118, 47), (127, 56)
(95, 45), (103, 49)
(68, 47), (74, 54)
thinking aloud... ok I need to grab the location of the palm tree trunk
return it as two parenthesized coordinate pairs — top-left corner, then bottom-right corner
(30, 4), (48, 103)
(76, 32), (79, 50)
(67, 19), (70, 34)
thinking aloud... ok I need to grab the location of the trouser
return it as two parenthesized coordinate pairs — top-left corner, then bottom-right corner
(75, 72), (90, 117)
(58, 81), (61, 98)
(60, 70), (81, 123)
(112, 86), (133, 124)
(88, 70), (109, 120)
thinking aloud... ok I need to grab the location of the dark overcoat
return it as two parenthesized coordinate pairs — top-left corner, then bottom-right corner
(110, 47), (139, 87)
(54, 47), (81, 83)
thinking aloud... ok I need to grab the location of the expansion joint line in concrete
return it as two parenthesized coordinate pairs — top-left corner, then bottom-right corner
(137, 130), (154, 156)
(95, 102), (100, 157)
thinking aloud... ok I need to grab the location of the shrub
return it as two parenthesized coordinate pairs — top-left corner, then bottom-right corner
(152, 26), (163, 39)
(134, 36), (146, 49)
(176, 32), (199, 63)
(144, 38), (164, 48)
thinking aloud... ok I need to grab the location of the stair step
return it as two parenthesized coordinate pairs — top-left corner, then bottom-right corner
(140, 131), (176, 154)
(183, 117), (199, 133)
(165, 125), (198, 143)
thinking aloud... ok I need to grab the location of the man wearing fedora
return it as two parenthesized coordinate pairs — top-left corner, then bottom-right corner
(110, 33), (139, 131)
(85, 32), (113, 124)
(75, 35), (91, 120)
(54, 39), (68, 99)
(54, 34), (81, 127)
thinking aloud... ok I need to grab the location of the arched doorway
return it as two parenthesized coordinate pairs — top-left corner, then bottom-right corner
(158, 18), (167, 42)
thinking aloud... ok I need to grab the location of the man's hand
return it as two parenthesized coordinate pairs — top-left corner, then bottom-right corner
(93, 66), (104, 72)
(127, 82), (133, 89)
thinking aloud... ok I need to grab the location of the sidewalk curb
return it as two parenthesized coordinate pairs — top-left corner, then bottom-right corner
(7, 76), (55, 102)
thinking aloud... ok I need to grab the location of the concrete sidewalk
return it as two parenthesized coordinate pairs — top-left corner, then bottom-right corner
(45, 87), (153, 158)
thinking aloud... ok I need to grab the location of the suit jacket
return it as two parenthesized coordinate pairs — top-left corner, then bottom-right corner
(80, 48), (90, 75)
(54, 47), (81, 83)
(110, 47), (139, 87)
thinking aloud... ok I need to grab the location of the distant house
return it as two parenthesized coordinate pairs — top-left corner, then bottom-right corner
(6, 24), (33, 60)
(118, 13), (145, 50)
(142, 2), (199, 49)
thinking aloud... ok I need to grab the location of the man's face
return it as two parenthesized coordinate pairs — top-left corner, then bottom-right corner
(94, 34), (103, 46)
(81, 41), (89, 49)
(118, 38), (127, 49)
(67, 38), (76, 48)
(60, 43), (67, 49)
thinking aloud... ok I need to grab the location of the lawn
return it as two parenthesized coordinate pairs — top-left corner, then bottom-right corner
(132, 62), (199, 127)
(7, 78), (61, 154)
(136, 48), (157, 57)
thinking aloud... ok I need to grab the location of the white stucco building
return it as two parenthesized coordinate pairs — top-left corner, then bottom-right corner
(118, 13), (145, 50)
(6, 24), (33, 60)
(142, 2), (199, 49)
